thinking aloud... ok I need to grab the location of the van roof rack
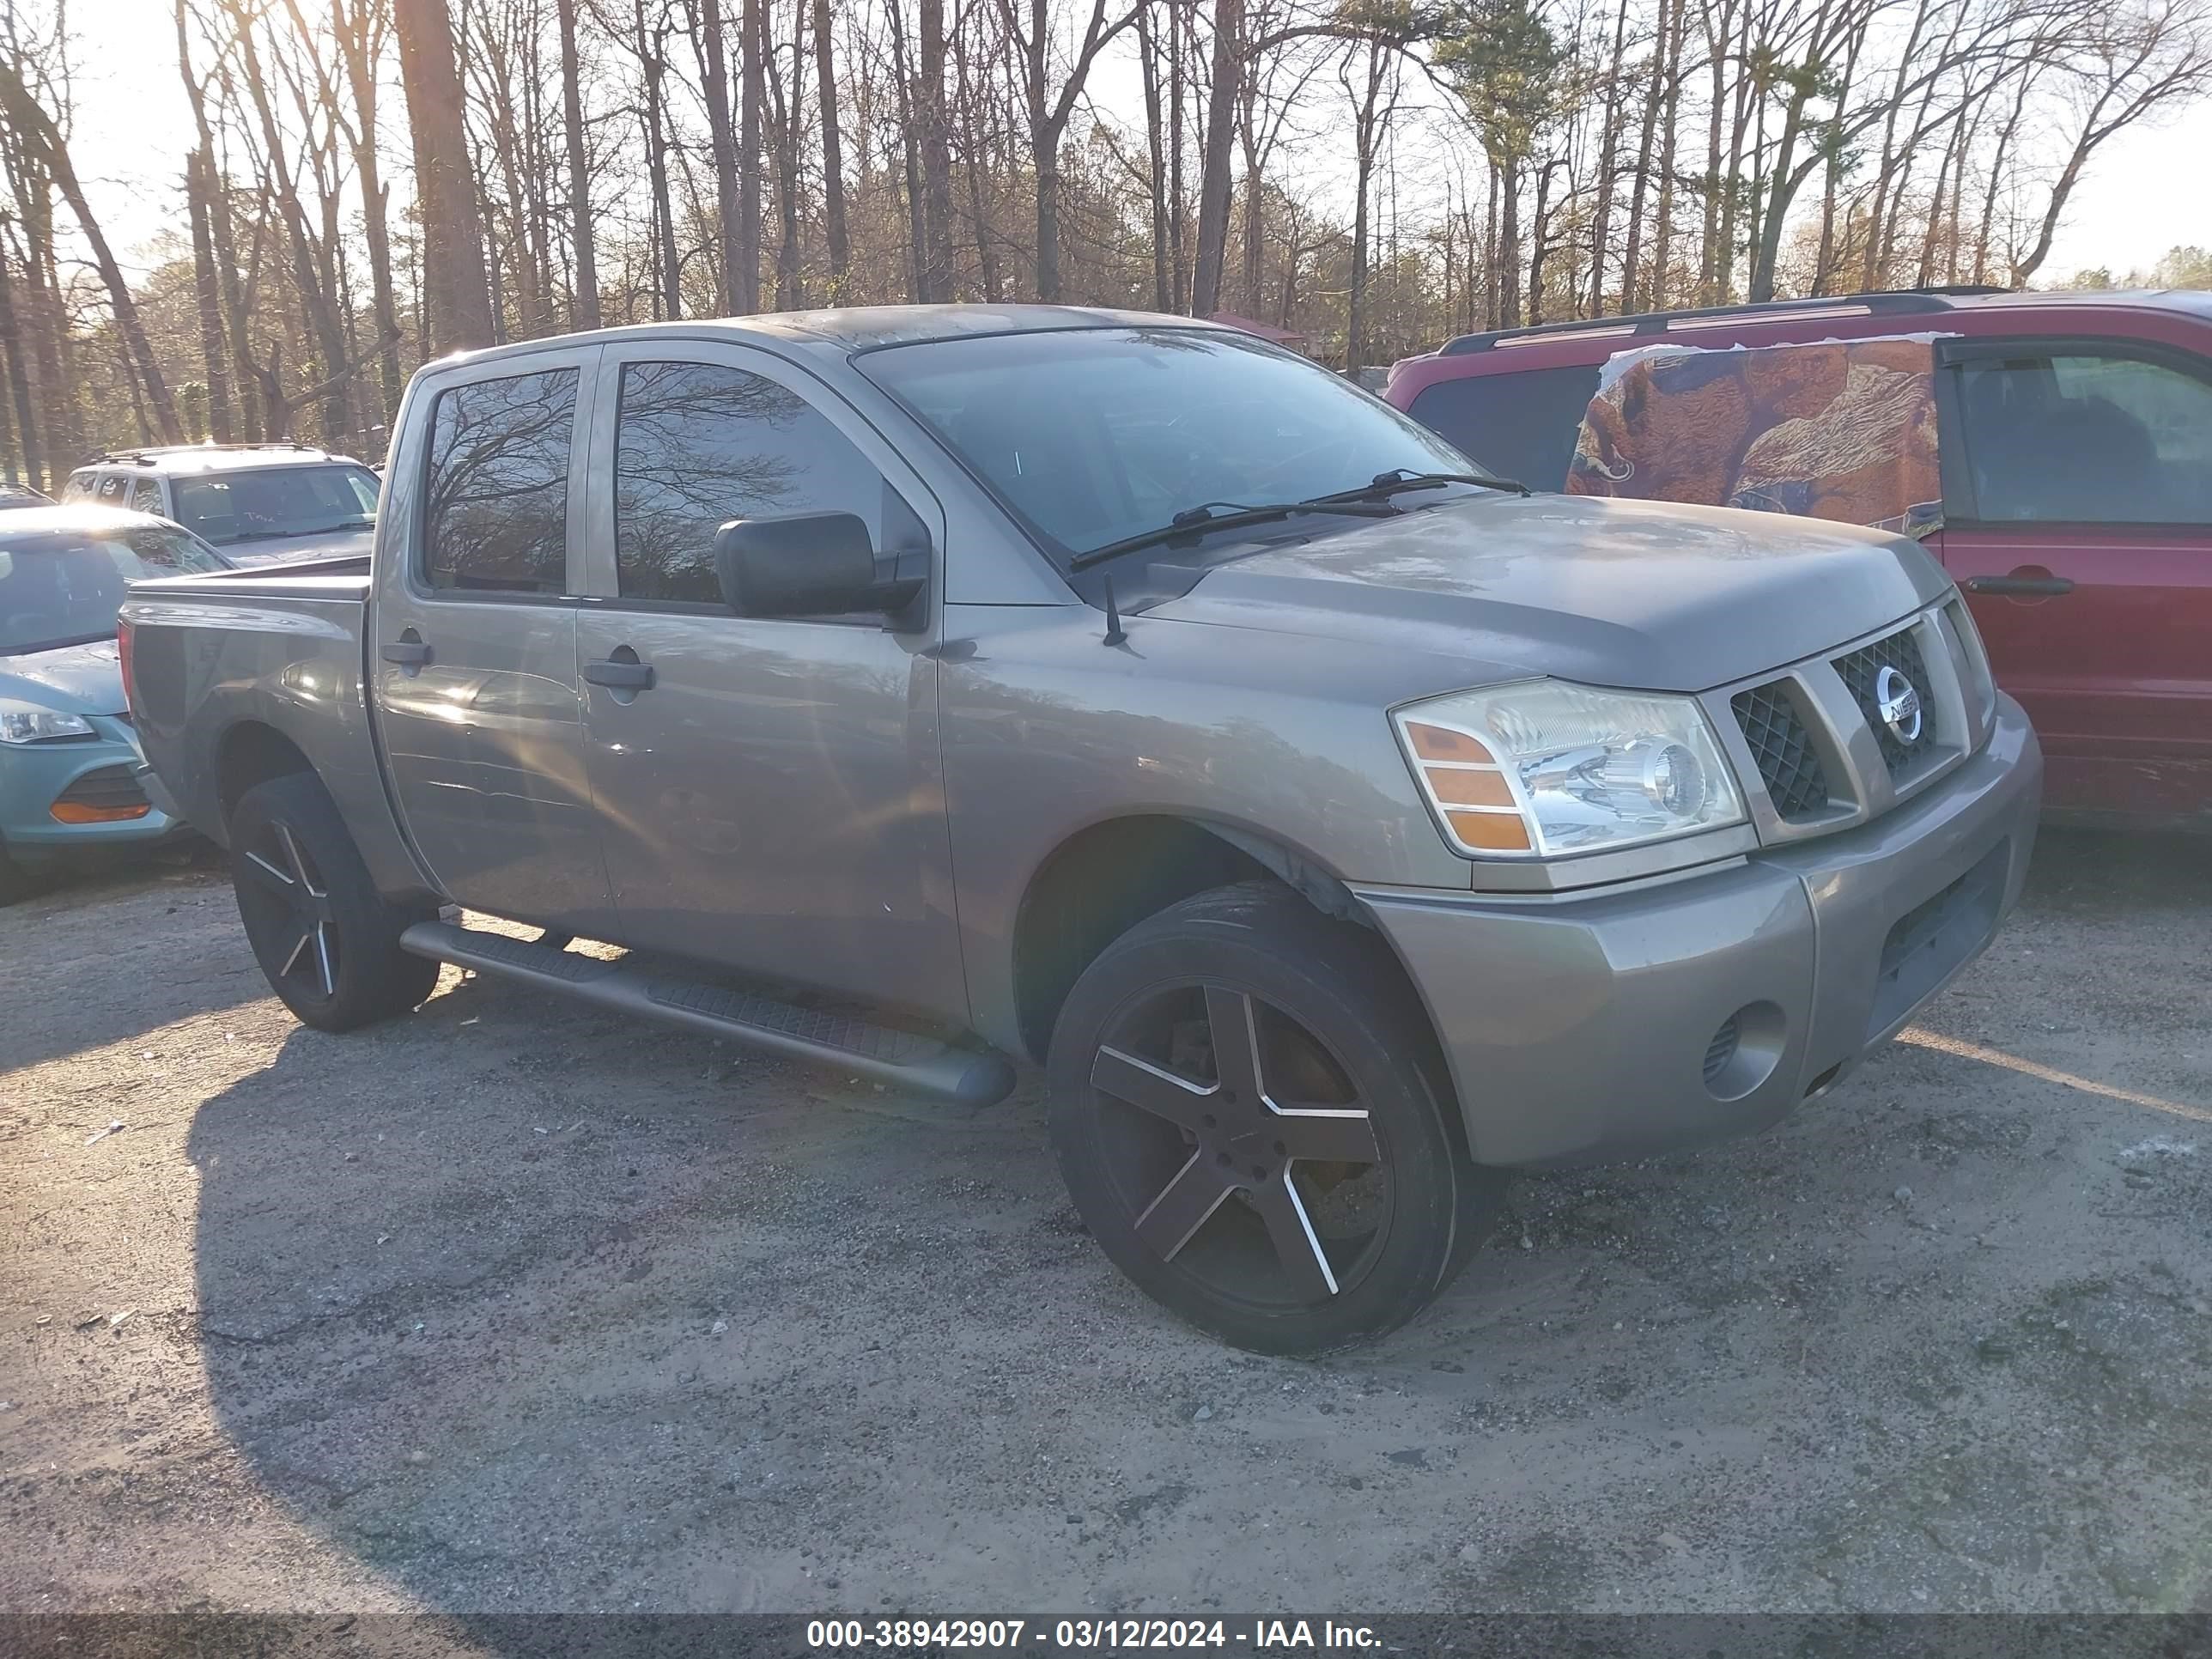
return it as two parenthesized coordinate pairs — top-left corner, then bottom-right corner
(95, 441), (324, 465)
(1435, 285), (2016, 356)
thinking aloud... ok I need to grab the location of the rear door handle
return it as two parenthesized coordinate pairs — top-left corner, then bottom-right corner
(381, 637), (432, 665)
(1964, 575), (2074, 597)
(583, 658), (656, 690)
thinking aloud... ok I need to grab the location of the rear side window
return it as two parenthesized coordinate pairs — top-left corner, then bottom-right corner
(422, 368), (580, 593)
(1951, 349), (2212, 525)
(1407, 364), (1602, 491)
(612, 360), (892, 605)
(128, 477), (164, 514)
(94, 473), (129, 504)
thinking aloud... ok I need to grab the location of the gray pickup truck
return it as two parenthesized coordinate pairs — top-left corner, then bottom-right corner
(122, 306), (2040, 1353)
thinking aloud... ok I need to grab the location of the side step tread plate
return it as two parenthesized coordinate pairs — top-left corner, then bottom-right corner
(399, 920), (1015, 1107)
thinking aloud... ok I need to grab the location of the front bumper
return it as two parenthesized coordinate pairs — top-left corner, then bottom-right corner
(1357, 695), (2041, 1168)
(0, 718), (184, 867)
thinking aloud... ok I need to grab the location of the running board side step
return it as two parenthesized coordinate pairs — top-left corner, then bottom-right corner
(398, 920), (1017, 1108)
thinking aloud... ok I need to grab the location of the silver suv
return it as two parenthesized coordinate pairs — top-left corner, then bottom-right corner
(64, 443), (380, 567)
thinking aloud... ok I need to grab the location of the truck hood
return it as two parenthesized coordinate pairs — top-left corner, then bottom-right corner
(1150, 493), (1951, 693)
(0, 635), (125, 717)
(221, 525), (375, 568)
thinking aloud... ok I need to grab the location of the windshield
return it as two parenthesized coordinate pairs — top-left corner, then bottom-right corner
(169, 464), (380, 546)
(860, 326), (1484, 564)
(0, 526), (226, 655)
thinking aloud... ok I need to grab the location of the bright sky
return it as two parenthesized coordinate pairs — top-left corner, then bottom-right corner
(52, 0), (2212, 293)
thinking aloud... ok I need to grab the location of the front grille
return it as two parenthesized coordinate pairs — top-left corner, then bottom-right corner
(1731, 682), (1831, 821)
(54, 765), (149, 812)
(1835, 625), (1936, 776)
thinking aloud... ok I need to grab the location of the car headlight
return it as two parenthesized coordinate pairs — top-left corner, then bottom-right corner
(1394, 679), (1745, 858)
(0, 700), (98, 744)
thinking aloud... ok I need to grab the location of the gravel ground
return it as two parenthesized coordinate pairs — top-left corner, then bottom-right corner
(3, 829), (2209, 1618)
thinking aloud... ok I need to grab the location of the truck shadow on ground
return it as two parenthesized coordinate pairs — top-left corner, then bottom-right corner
(180, 826), (2212, 1613)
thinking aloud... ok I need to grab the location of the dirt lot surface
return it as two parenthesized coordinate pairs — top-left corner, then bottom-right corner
(4, 830), (2210, 1620)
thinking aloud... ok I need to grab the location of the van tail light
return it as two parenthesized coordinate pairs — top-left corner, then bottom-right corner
(117, 617), (137, 720)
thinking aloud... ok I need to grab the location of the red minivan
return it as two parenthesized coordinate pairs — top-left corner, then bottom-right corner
(1387, 287), (2212, 830)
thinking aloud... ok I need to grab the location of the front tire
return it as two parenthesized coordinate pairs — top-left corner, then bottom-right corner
(1047, 881), (1497, 1354)
(230, 772), (440, 1031)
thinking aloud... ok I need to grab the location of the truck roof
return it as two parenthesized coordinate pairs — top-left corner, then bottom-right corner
(423, 303), (1222, 374)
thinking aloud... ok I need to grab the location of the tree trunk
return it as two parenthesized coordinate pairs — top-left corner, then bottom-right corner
(325, 0), (404, 415)
(0, 59), (183, 444)
(920, 0), (957, 299)
(0, 239), (44, 487)
(637, 3), (681, 318)
(185, 152), (236, 443)
(1587, 0), (1633, 313)
(701, 0), (746, 313)
(556, 0), (600, 328)
(393, 0), (495, 353)
(739, 0), (765, 311)
(1139, 3), (1173, 310)
(1191, 0), (1241, 314)
(813, 0), (849, 297)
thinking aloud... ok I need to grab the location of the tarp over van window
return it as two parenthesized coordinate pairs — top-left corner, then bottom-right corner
(1563, 335), (1944, 536)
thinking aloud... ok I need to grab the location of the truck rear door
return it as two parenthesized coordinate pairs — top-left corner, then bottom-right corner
(369, 345), (617, 933)
(1929, 336), (2212, 822)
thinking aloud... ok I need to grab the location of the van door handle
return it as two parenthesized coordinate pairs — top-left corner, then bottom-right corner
(1964, 574), (2074, 597)
(381, 635), (432, 666)
(583, 657), (656, 690)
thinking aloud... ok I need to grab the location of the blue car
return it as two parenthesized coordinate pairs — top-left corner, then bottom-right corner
(0, 506), (231, 901)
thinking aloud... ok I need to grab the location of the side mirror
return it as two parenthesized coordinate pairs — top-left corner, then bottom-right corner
(712, 512), (923, 624)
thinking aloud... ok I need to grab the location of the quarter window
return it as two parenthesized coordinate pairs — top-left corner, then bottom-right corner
(612, 360), (893, 605)
(423, 368), (580, 593)
(1951, 350), (2212, 525)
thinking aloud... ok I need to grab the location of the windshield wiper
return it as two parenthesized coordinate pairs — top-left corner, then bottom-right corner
(1310, 467), (1531, 506)
(1069, 498), (1399, 572)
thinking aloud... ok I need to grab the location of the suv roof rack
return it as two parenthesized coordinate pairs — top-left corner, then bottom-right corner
(94, 441), (324, 465)
(1435, 285), (2015, 356)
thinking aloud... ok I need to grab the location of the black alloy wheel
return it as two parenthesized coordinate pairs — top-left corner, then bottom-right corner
(229, 771), (440, 1031)
(1048, 881), (1496, 1354)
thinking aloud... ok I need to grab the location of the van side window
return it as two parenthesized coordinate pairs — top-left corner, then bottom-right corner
(1952, 351), (2212, 526)
(612, 360), (891, 605)
(1407, 364), (1602, 491)
(422, 368), (580, 594)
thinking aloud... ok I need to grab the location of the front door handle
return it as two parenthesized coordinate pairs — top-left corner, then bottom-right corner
(381, 635), (432, 666)
(583, 657), (656, 691)
(1964, 574), (2074, 597)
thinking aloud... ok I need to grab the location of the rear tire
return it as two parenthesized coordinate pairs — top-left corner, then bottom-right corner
(229, 772), (440, 1031)
(0, 838), (36, 907)
(1047, 880), (1498, 1355)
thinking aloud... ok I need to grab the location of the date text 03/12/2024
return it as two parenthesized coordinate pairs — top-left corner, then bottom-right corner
(805, 1618), (1383, 1650)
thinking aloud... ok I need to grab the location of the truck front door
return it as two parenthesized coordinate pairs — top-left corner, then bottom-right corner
(370, 347), (617, 933)
(571, 342), (966, 1024)
(1929, 337), (2212, 823)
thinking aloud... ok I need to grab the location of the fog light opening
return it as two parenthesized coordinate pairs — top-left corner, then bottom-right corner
(1704, 1000), (1786, 1102)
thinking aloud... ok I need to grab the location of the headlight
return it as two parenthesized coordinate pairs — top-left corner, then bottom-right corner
(1394, 679), (1745, 858)
(0, 700), (98, 744)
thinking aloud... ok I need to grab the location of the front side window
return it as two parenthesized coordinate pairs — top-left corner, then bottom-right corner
(1952, 349), (2212, 525)
(613, 360), (894, 605)
(0, 526), (226, 654)
(169, 464), (380, 548)
(860, 326), (1479, 566)
(422, 368), (579, 594)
